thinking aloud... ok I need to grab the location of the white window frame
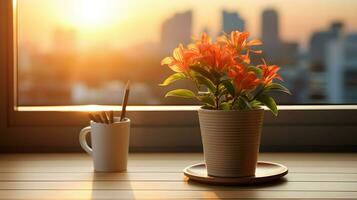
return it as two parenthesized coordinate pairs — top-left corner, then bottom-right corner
(1, 0), (357, 152)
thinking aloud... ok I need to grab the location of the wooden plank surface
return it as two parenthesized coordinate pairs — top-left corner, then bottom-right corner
(0, 172), (357, 182)
(0, 153), (356, 199)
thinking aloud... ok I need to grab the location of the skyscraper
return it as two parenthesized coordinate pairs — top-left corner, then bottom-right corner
(262, 9), (280, 46)
(308, 22), (344, 102)
(161, 10), (193, 54)
(310, 22), (343, 72)
(260, 8), (301, 104)
(261, 9), (298, 65)
(326, 33), (357, 103)
(222, 10), (245, 33)
(261, 9), (282, 64)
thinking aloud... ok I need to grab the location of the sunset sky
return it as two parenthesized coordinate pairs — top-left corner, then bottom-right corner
(18, 0), (357, 51)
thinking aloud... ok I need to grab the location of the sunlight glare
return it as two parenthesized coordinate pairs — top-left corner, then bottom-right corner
(72, 0), (122, 28)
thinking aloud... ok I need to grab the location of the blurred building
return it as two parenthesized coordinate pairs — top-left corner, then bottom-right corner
(308, 22), (344, 102)
(19, 28), (78, 105)
(222, 10), (245, 33)
(310, 22), (343, 72)
(262, 9), (280, 47)
(72, 81), (160, 105)
(261, 9), (299, 66)
(161, 10), (192, 54)
(326, 33), (357, 103)
(53, 29), (78, 53)
(260, 9), (302, 104)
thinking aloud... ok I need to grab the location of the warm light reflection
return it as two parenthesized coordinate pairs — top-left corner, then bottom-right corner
(16, 105), (201, 112)
(12, 0), (17, 10)
(16, 105), (357, 112)
(70, 0), (122, 28)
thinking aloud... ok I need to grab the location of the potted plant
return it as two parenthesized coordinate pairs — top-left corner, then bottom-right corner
(160, 31), (291, 178)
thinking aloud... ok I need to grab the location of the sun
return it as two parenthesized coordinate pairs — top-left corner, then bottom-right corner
(78, 0), (110, 27)
(71, 0), (124, 29)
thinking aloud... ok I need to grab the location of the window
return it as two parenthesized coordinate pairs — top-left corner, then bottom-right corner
(17, 0), (357, 105)
(1, 0), (356, 152)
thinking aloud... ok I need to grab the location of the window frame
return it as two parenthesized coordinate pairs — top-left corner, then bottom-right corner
(1, 0), (357, 152)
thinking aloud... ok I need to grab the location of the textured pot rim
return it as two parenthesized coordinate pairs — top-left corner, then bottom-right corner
(198, 107), (264, 113)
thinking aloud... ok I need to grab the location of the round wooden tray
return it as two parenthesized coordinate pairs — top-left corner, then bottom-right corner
(183, 161), (288, 185)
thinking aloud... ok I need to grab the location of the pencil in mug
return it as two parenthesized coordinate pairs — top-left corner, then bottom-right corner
(95, 112), (104, 123)
(88, 113), (97, 122)
(109, 110), (114, 124)
(87, 81), (130, 124)
(120, 81), (130, 121)
(101, 111), (109, 124)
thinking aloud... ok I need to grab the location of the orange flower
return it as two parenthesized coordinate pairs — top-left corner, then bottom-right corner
(192, 33), (236, 71)
(202, 45), (236, 71)
(218, 31), (262, 64)
(258, 60), (283, 85)
(191, 32), (212, 52)
(225, 31), (250, 51)
(161, 44), (198, 73)
(228, 65), (260, 92)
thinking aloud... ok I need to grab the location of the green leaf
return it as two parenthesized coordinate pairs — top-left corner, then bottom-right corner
(198, 91), (210, 95)
(218, 84), (228, 96)
(221, 80), (235, 96)
(220, 88), (229, 96)
(201, 104), (215, 109)
(190, 65), (214, 81)
(219, 102), (231, 110)
(246, 92), (254, 101)
(257, 94), (278, 116)
(197, 95), (215, 106)
(247, 66), (262, 76)
(250, 100), (262, 108)
(159, 73), (186, 86)
(240, 96), (252, 110)
(209, 69), (222, 83)
(232, 96), (251, 110)
(165, 89), (196, 99)
(194, 75), (216, 93)
(264, 83), (291, 95)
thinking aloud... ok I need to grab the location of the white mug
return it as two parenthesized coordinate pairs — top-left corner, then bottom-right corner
(79, 117), (130, 172)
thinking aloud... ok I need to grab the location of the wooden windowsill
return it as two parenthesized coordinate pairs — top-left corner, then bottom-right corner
(0, 153), (356, 199)
(16, 105), (357, 112)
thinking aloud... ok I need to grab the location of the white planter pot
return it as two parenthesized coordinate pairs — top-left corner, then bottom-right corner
(198, 108), (264, 177)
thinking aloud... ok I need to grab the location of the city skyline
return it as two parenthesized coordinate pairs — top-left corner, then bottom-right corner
(19, 0), (357, 52)
(17, 1), (357, 105)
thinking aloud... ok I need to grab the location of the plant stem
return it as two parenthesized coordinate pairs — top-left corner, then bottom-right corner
(231, 96), (238, 107)
(188, 72), (201, 93)
(252, 86), (265, 102)
(231, 91), (241, 109)
(214, 81), (222, 109)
